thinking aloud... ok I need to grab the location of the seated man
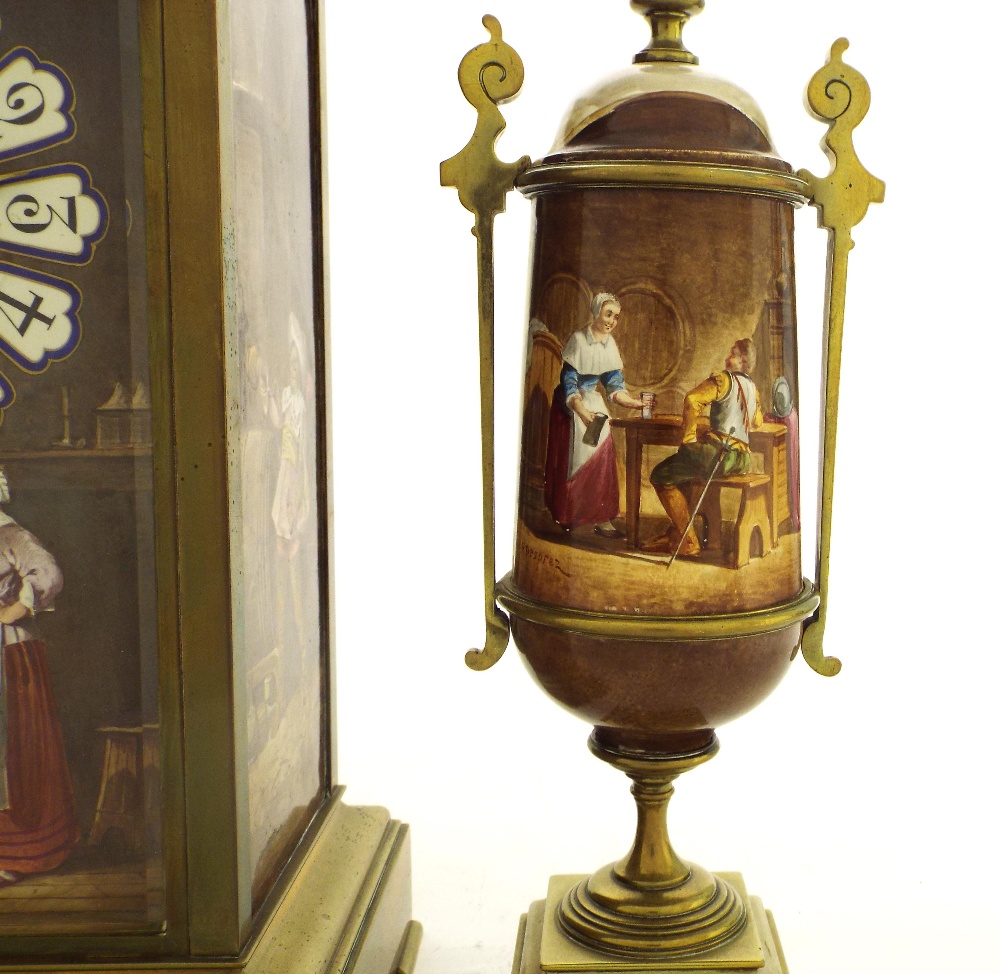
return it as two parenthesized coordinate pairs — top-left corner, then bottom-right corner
(645, 338), (763, 556)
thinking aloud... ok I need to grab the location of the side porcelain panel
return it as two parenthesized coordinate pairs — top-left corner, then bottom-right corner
(227, 0), (326, 914)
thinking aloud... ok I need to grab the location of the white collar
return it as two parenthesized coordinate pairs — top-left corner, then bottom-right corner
(585, 326), (611, 347)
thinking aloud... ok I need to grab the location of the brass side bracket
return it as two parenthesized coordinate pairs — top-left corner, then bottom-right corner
(797, 39), (885, 677)
(441, 16), (531, 671)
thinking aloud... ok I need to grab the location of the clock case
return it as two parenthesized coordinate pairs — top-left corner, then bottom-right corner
(0, 1), (419, 971)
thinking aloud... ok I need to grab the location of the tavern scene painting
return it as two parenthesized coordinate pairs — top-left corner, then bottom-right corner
(513, 190), (804, 617)
(0, 0), (164, 933)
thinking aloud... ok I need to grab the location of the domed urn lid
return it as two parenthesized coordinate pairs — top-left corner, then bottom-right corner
(519, 0), (803, 197)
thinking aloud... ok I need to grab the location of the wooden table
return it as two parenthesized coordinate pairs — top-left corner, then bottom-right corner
(611, 415), (788, 549)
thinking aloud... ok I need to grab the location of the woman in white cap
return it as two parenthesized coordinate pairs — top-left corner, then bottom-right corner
(544, 292), (644, 537)
(0, 468), (77, 888)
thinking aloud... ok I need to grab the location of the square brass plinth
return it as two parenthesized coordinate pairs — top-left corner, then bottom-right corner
(513, 874), (789, 974)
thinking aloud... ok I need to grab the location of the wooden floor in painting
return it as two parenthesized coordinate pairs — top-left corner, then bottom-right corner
(0, 848), (163, 934)
(517, 504), (803, 617)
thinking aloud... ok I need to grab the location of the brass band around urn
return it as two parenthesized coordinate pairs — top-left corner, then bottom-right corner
(443, 3), (883, 971)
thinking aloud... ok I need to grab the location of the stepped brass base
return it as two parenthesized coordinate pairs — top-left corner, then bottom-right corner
(0, 800), (421, 974)
(513, 874), (789, 974)
(559, 862), (747, 955)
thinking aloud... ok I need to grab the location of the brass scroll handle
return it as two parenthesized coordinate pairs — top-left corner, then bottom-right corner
(441, 16), (531, 671)
(797, 39), (885, 677)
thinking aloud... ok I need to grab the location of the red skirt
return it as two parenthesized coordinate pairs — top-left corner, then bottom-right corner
(544, 390), (620, 528)
(0, 640), (79, 874)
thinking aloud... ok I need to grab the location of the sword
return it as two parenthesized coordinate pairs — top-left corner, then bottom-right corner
(666, 426), (736, 569)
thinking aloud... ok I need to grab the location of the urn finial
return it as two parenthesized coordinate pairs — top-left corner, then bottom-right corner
(631, 0), (704, 64)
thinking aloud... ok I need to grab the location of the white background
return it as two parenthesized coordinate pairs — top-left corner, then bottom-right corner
(326, 2), (998, 972)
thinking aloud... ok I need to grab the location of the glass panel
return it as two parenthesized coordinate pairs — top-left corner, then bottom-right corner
(228, 0), (325, 912)
(0, 0), (162, 932)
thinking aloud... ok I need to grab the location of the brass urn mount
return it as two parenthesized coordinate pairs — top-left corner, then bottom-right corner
(442, 3), (882, 972)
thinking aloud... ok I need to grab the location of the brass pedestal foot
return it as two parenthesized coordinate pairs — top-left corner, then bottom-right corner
(514, 875), (789, 974)
(556, 731), (748, 958)
(512, 730), (792, 971)
(560, 862), (746, 956)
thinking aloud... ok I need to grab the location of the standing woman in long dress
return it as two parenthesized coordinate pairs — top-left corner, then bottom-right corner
(260, 313), (312, 667)
(544, 293), (644, 536)
(0, 469), (78, 888)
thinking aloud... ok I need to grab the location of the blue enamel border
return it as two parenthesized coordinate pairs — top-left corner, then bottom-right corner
(0, 260), (82, 374)
(0, 47), (76, 164)
(0, 368), (14, 416)
(0, 162), (109, 266)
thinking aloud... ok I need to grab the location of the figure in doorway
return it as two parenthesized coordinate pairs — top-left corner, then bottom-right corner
(544, 292), (644, 536)
(645, 338), (763, 556)
(0, 469), (78, 889)
(257, 313), (312, 670)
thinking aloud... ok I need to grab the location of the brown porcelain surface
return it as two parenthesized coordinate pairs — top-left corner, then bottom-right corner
(511, 616), (798, 735)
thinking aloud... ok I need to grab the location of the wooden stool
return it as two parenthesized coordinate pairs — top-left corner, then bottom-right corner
(688, 474), (773, 569)
(90, 725), (160, 855)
